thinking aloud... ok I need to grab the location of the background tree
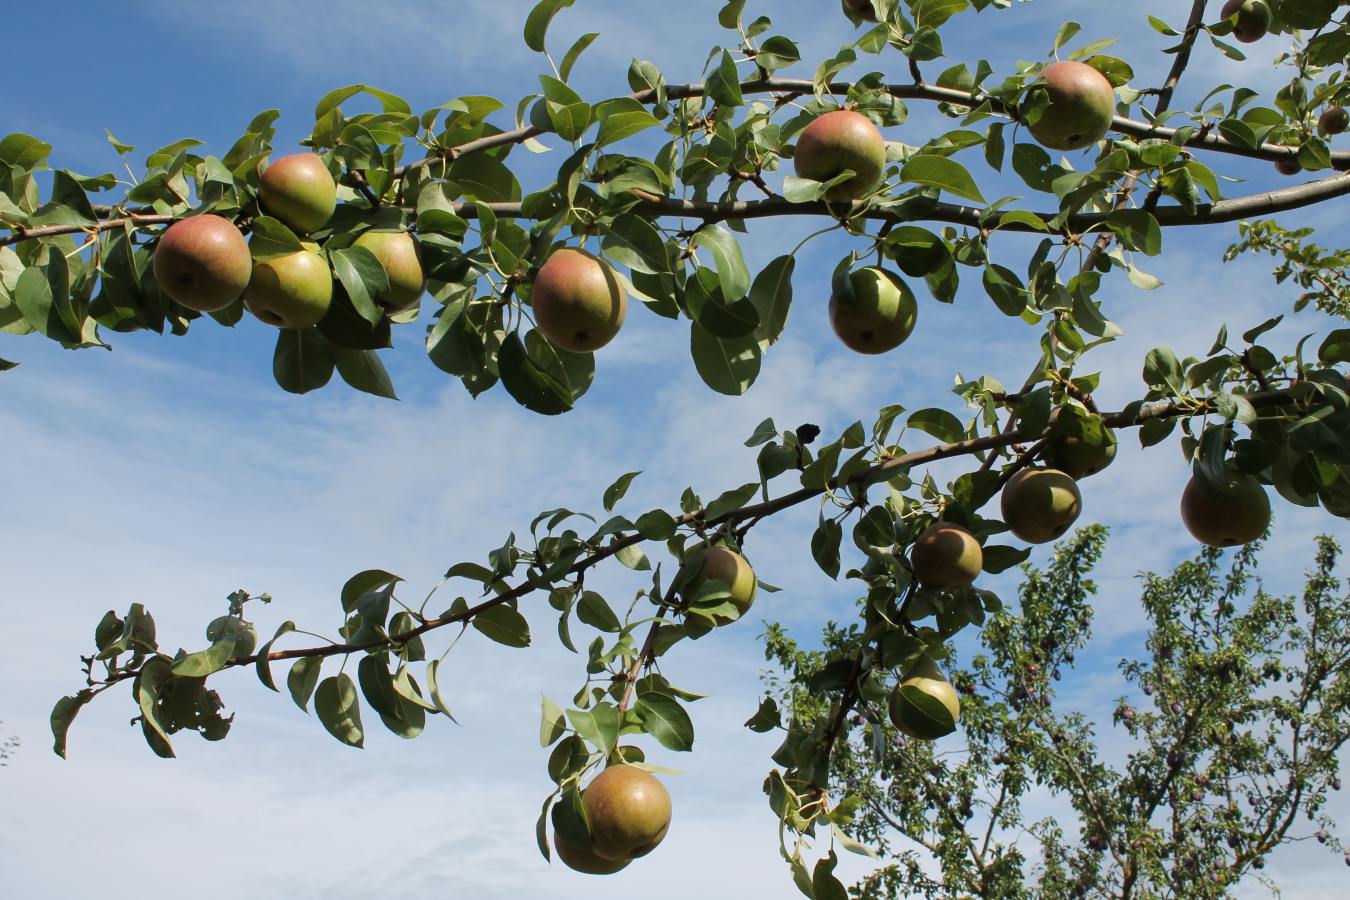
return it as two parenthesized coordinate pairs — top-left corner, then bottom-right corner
(762, 528), (1350, 897)
(2, 0), (1349, 893)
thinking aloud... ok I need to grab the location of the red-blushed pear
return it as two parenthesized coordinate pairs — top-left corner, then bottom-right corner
(583, 764), (672, 862)
(1180, 470), (1271, 547)
(910, 522), (983, 591)
(1000, 467), (1082, 544)
(1275, 156), (1302, 176)
(1042, 408), (1117, 479)
(889, 656), (960, 740)
(244, 243), (333, 329)
(681, 545), (757, 638)
(1221, 0), (1271, 43)
(259, 153), (337, 235)
(152, 215), (251, 312)
(1026, 60), (1116, 152)
(829, 267), (917, 354)
(353, 230), (425, 313)
(554, 832), (630, 875)
(843, 0), (877, 23)
(531, 248), (627, 353)
(1320, 106), (1349, 136)
(793, 109), (886, 202)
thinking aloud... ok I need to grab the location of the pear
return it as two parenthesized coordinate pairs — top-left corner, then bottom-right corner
(793, 109), (886, 202)
(353, 230), (425, 312)
(1026, 61), (1116, 152)
(1042, 408), (1117, 479)
(1000, 467), (1082, 544)
(681, 546), (757, 638)
(1180, 470), (1270, 547)
(1319, 107), (1349, 136)
(244, 244), (333, 329)
(531, 248), (627, 352)
(554, 832), (630, 875)
(1220, 0), (1271, 43)
(259, 153), (337, 234)
(910, 522), (982, 591)
(889, 657), (961, 740)
(843, 0), (877, 22)
(829, 267), (918, 354)
(152, 215), (252, 312)
(583, 764), (672, 862)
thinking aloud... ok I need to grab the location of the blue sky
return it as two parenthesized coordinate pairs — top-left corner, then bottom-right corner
(2, 1), (1348, 897)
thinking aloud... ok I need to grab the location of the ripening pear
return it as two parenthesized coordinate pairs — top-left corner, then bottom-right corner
(793, 109), (886, 202)
(1000, 467), (1083, 544)
(1220, 0), (1271, 43)
(244, 243), (333, 329)
(1275, 156), (1302, 176)
(554, 832), (630, 875)
(1180, 470), (1271, 547)
(889, 656), (961, 740)
(829, 267), (918, 354)
(910, 522), (983, 591)
(681, 546), (757, 638)
(1042, 408), (1117, 479)
(583, 764), (672, 862)
(1320, 107), (1349, 136)
(353, 230), (425, 312)
(152, 215), (252, 312)
(531, 248), (627, 352)
(259, 153), (337, 234)
(1026, 61), (1116, 152)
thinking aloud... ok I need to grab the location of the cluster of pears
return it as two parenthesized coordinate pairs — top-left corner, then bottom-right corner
(152, 152), (425, 329)
(554, 764), (672, 875)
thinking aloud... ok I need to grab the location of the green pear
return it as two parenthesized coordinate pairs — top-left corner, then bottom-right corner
(531, 248), (627, 352)
(910, 522), (983, 591)
(681, 546), (757, 638)
(152, 214), (252, 312)
(1220, 0), (1271, 43)
(353, 230), (425, 312)
(1320, 107), (1349, 136)
(583, 764), (672, 862)
(1000, 467), (1083, 544)
(1026, 60), (1116, 152)
(259, 153), (337, 234)
(1042, 408), (1117, 479)
(889, 658), (960, 740)
(555, 832), (630, 875)
(829, 267), (917, 355)
(793, 109), (886, 202)
(1180, 470), (1271, 547)
(244, 243), (333, 329)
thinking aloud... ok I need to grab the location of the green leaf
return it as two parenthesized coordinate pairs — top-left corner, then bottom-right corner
(14, 266), (78, 344)
(473, 604), (531, 648)
(287, 656), (323, 712)
(50, 692), (92, 758)
(749, 255), (795, 345)
(635, 509), (679, 540)
(559, 32), (599, 82)
(1107, 209), (1162, 256)
(273, 328), (335, 395)
(329, 246), (387, 325)
(907, 407), (965, 443)
(615, 543), (652, 571)
(333, 347), (398, 399)
(1318, 329), (1350, 365)
(540, 695), (567, 746)
(171, 637), (236, 678)
(812, 517), (842, 579)
(567, 702), (620, 757)
(812, 850), (849, 900)
(254, 621), (296, 692)
(596, 97), (660, 147)
(498, 330), (575, 415)
(706, 50), (744, 108)
(134, 658), (176, 759)
(602, 213), (669, 274)
(983, 264), (1026, 316)
(577, 591), (623, 633)
(692, 224), (751, 301)
(315, 674), (365, 748)
(524, 0), (576, 51)
(603, 471), (641, 512)
(636, 692), (695, 751)
(901, 155), (985, 202)
(690, 323), (761, 395)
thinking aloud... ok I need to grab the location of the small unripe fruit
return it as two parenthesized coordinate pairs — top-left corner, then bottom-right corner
(531, 248), (627, 353)
(1275, 156), (1302, 176)
(583, 764), (672, 861)
(152, 215), (252, 312)
(1000, 467), (1083, 544)
(1220, 0), (1271, 44)
(259, 153), (337, 234)
(1319, 106), (1349, 136)
(793, 109), (887, 202)
(1180, 470), (1271, 547)
(1026, 61), (1116, 152)
(681, 546), (757, 638)
(829, 267), (918, 354)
